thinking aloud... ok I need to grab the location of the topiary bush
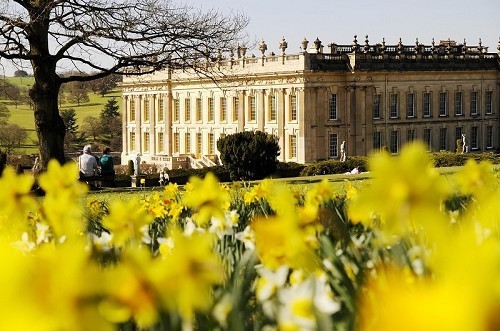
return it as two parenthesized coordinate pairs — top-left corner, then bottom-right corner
(217, 130), (280, 181)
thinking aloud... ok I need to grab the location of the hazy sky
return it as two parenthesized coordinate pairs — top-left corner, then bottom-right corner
(199, 0), (499, 55)
(1, 0), (498, 76)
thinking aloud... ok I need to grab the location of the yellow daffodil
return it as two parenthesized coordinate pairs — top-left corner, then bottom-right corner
(455, 159), (497, 200)
(0, 242), (112, 331)
(0, 167), (37, 238)
(100, 246), (159, 327)
(102, 199), (154, 247)
(182, 173), (230, 227)
(38, 161), (88, 240)
(348, 142), (450, 242)
(151, 229), (225, 320)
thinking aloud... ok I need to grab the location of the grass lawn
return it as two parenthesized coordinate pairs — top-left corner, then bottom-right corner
(2, 76), (122, 128)
(1, 76), (122, 154)
(86, 166), (464, 202)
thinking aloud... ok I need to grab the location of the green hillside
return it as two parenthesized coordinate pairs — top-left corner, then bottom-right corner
(1, 76), (122, 154)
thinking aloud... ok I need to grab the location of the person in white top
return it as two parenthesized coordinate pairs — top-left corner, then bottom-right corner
(78, 145), (99, 177)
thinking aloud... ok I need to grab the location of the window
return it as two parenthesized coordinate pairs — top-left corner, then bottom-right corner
(373, 132), (381, 150)
(249, 96), (256, 121)
(144, 97), (150, 122)
(439, 128), (447, 151)
(185, 98), (191, 122)
(269, 95), (277, 121)
(173, 99), (180, 122)
(158, 97), (164, 122)
(390, 130), (399, 154)
(129, 99), (136, 122)
(196, 133), (202, 154)
(157, 132), (164, 153)
(129, 132), (135, 151)
(471, 126), (479, 150)
(208, 133), (214, 154)
(470, 91), (478, 115)
(423, 128), (432, 151)
(486, 91), (493, 114)
(423, 92), (431, 117)
(407, 93), (415, 118)
(486, 126), (493, 149)
(407, 129), (415, 143)
(454, 92), (463, 116)
(233, 97), (239, 122)
(143, 132), (150, 152)
(196, 98), (202, 121)
(220, 97), (227, 122)
(439, 92), (447, 116)
(185, 132), (191, 153)
(390, 93), (398, 118)
(373, 94), (381, 119)
(290, 95), (297, 121)
(289, 134), (297, 158)
(329, 133), (338, 158)
(207, 98), (214, 122)
(328, 94), (337, 120)
(173, 132), (179, 154)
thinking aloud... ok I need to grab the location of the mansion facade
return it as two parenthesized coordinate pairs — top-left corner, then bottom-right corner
(121, 36), (500, 168)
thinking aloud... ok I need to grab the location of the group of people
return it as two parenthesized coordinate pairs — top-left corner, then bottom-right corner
(78, 145), (115, 180)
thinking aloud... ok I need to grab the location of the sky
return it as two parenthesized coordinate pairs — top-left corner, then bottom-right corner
(1, 0), (498, 76)
(198, 0), (499, 55)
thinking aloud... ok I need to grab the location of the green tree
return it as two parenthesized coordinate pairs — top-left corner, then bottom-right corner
(100, 97), (121, 139)
(60, 108), (84, 152)
(101, 97), (120, 120)
(217, 130), (280, 181)
(0, 0), (247, 172)
(60, 108), (79, 134)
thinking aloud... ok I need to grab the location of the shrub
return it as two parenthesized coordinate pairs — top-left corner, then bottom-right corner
(271, 162), (306, 178)
(300, 156), (368, 176)
(431, 151), (500, 167)
(217, 130), (280, 181)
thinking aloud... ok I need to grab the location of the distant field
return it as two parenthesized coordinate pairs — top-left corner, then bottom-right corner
(1, 76), (122, 154)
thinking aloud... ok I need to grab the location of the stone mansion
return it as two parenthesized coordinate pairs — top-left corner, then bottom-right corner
(121, 36), (500, 168)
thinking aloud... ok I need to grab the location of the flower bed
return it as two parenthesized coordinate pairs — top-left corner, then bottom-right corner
(0, 142), (499, 330)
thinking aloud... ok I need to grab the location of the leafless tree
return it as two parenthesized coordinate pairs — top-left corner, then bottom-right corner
(82, 116), (103, 141)
(0, 0), (248, 171)
(0, 123), (28, 155)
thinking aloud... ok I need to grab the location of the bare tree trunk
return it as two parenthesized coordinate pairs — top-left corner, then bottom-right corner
(30, 60), (66, 172)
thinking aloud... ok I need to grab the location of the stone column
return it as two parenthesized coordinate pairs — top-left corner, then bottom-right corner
(121, 95), (129, 164)
(165, 91), (173, 155)
(346, 87), (356, 157)
(277, 88), (286, 162)
(238, 91), (245, 132)
(149, 94), (156, 155)
(258, 90), (266, 131)
(298, 88), (310, 162)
